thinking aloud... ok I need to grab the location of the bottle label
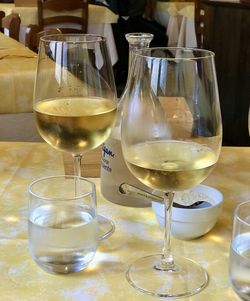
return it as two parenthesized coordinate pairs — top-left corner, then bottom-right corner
(101, 144), (114, 173)
(100, 137), (151, 207)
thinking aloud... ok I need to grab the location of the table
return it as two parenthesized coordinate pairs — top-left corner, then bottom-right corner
(155, 1), (197, 47)
(0, 141), (248, 300)
(0, 3), (118, 65)
(0, 32), (40, 141)
(0, 32), (36, 114)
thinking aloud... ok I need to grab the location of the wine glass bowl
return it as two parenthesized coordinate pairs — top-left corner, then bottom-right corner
(33, 34), (117, 240)
(34, 34), (117, 156)
(121, 47), (222, 297)
(35, 96), (116, 155)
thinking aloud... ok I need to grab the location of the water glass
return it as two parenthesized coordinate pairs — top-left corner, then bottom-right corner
(28, 175), (98, 274)
(229, 201), (250, 300)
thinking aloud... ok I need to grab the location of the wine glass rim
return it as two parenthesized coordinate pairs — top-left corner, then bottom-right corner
(235, 200), (250, 226)
(40, 33), (106, 44)
(136, 47), (215, 61)
(29, 175), (95, 201)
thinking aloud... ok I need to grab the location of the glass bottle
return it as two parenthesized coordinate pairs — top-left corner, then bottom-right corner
(100, 33), (154, 207)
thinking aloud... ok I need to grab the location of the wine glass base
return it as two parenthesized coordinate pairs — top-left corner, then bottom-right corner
(97, 214), (115, 241)
(126, 254), (208, 298)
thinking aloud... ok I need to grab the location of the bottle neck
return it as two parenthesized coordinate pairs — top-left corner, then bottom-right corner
(127, 41), (151, 79)
(125, 33), (154, 87)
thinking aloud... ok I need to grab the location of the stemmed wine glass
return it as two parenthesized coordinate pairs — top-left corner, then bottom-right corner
(33, 34), (117, 240)
(121, 47), (222, 297)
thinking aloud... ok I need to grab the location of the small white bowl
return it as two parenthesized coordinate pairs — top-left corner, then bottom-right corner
(152, 184), (223, 240)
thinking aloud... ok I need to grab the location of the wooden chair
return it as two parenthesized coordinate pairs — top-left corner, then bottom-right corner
(0, 11), (5, 33)
(25, 24), (62, 52)
(37, 0), (88, 33)
(194, 0), (205, 48)
(1, 13), (21, 41)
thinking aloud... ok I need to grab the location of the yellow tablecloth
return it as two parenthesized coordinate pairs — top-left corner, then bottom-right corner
(0, 142), (248, 300)
(0, 32), (37, 114)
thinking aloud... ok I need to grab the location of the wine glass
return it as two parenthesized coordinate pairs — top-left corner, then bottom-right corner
(33, 34), (117, 240)
(121, 47), (222, 297)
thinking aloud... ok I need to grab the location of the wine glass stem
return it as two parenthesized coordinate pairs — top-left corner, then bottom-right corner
(156, 192), (176, 271)
(72, 154), (82, 177)
(72, 154), (82, 195)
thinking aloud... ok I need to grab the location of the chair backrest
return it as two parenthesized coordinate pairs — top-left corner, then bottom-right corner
(1, 13), (21, 41)
(37, 0), (88, 33)
(0, 11), (5, 33)
(194, 0), (205, 48)
(25, 24), (62, 52)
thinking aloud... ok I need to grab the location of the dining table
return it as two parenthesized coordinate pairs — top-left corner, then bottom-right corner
(0, 141), (248, 300)
(0, 32), (41, 141)
(0, 32), (36, 114)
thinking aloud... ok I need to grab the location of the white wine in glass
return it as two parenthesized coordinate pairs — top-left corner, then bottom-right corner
(33, 34), (117, 240)
(121, 47), (222, 297)
(35, 97), (116, 154)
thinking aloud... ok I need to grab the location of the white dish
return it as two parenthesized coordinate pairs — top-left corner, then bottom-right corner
(152, 184), (223, 240)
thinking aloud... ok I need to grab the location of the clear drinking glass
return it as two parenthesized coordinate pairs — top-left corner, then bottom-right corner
(33, 34), (117, 240)
(28, 175), (98, 274)
(229, 201), (250, 300)
(121, 47), (222, 297)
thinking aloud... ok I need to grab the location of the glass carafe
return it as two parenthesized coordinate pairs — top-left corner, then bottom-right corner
(100, 33), (154, 207)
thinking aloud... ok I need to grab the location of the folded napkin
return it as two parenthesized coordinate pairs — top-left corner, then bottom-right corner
(0, 47), (37, 59)
(178, 5), (194, 19)
(164, 3), (178, 17)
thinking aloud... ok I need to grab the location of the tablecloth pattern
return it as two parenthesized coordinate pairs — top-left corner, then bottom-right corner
(0, 142), (248, 300)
